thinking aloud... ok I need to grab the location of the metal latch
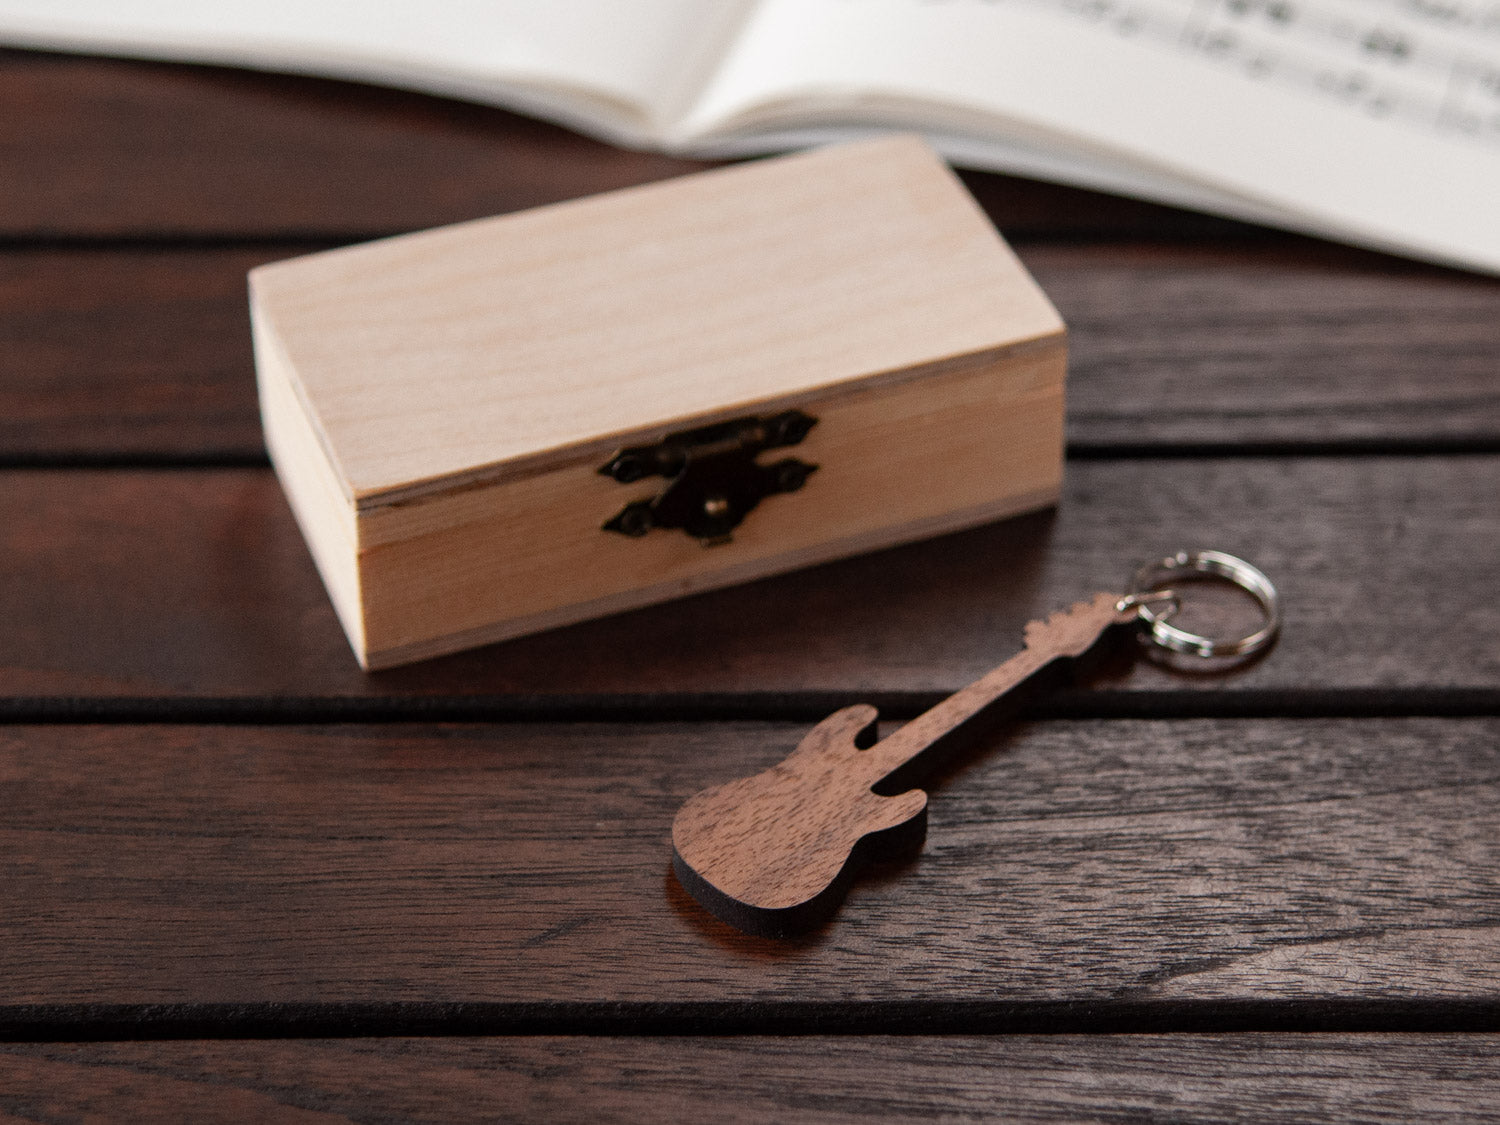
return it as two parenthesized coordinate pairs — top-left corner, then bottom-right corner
(599, 410), (818, 543)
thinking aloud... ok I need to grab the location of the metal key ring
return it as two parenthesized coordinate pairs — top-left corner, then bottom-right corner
(1124, 550), (1281, 658)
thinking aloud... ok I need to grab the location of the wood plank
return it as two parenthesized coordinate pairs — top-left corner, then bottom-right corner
(1037, 243), (1500, 450)
(0, 51), (1254, 241)
(0, 247), (277, 459)
(4, 242), (1497, 461)
(0, 1035), (1497, 1123)
(0, 457), (1496, 700)
(0, 52), (706, 241)
(2, 719), (1497, 1010)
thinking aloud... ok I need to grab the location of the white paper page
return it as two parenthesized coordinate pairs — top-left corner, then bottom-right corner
(0, 0), (748, 141)
(690, 123), (1299, 226)
(683, 0), (1500, 272)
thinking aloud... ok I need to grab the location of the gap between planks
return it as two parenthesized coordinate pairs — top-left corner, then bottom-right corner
(2, 688), (1499, 726)
(3, 1000), (1500, 1041)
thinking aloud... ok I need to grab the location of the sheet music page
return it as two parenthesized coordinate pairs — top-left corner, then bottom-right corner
(0, 0), (747, 139)
(684, 0), (1500, 271)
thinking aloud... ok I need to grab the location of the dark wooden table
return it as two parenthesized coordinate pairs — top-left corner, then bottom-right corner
(3, 47), (1499, 1122)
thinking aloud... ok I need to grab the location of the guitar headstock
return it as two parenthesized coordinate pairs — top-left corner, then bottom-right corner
(1022, 591), (1122, 659)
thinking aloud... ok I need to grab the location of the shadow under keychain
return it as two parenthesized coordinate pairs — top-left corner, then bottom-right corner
(671, 549), (1281, 937)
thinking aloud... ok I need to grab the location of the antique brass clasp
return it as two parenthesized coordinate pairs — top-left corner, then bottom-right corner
(599, 410), (818, 543)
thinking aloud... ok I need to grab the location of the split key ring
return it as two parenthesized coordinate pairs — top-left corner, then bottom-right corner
(1120, 549), (1281, 659)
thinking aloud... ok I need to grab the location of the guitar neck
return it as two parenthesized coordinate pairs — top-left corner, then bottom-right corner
(863, 646), (1053, 780)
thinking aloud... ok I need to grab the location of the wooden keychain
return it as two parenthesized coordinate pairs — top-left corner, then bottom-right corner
(671, 549), (1281, 937)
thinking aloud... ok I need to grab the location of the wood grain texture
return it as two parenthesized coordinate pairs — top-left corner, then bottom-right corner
(0, 248), (281, 459)
(0, 457), (1495, 699)
(0, 51), (1257, 242)
(1039, 242), (1500, 449)
(3, 719), (1498, 1009)
(3, 243), (1496, 461)
(1, 1036), (1498, 1123)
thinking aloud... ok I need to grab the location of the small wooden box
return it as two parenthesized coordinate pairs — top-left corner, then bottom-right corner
(251, 136), (1066, 669)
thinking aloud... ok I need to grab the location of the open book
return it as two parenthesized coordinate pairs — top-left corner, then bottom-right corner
(3, 0), (1498, 273)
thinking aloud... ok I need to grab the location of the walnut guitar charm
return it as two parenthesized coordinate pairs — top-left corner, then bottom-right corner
(671, 550), (1281, 936)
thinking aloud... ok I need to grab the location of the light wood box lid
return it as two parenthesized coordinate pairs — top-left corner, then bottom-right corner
(249, 134), (1063, 509)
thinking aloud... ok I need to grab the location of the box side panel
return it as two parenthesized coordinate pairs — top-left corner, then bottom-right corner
(251, 297), (369, 665)
(356, 344), (1065, 669)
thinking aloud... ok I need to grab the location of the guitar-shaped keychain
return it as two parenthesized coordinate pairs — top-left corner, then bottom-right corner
(672, 549), (1280, 936)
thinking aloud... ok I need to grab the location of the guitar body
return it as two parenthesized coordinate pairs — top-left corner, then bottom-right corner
(671, 704), (929, 936)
